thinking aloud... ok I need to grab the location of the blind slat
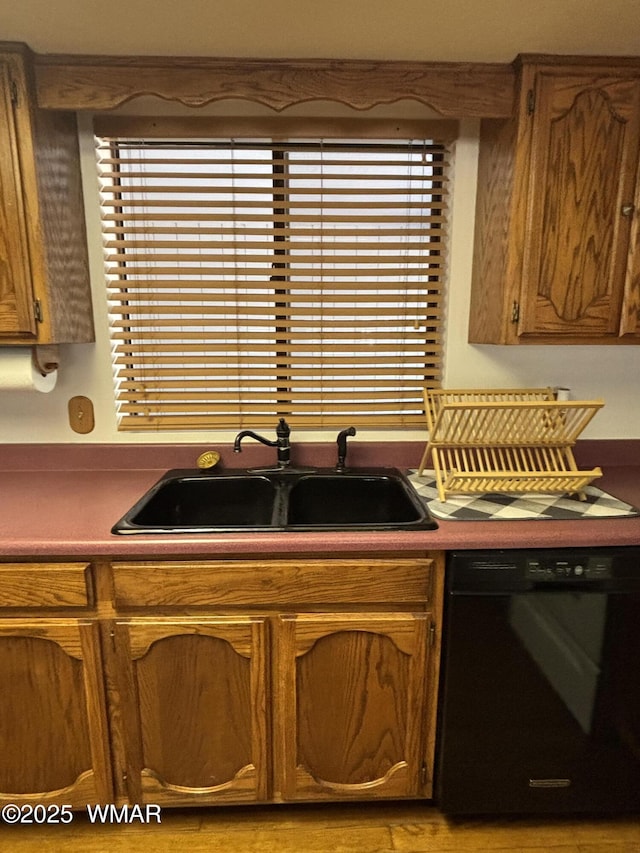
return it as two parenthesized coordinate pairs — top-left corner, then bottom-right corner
(101, 200), (439, 211)
(116, 375), (441, 385)
(106, 267), (442, 280)
(99, 172), (449, 185)
(115, 354), (440, 372)
(118, 390), (431, 402)
(110, 337), (439, 352)
(105, 251), (443, 264)
(120, 401), (428, 414)
(119, 415), (427, 431)
(109, 308), (442, 319)
(101, 213), (444, 224)
(104, 238), (443, 250)
(107, 280), (443, 293)
(103, 223), (445, 234)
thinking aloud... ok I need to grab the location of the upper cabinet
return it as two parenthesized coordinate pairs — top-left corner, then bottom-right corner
(0, 45), (93, 344)
(469, 57), (640, 344)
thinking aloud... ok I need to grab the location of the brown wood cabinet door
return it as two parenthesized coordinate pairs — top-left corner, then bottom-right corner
(276, 612), (430, 801)
(0, 59), (36, 337)
(114, 617), (269, 806)
(519, 71), (640, 338)
(0, 619), (112, 806)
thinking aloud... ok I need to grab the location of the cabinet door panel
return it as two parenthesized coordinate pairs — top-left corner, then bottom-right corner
(276, 613), (429, 801)
(116, 617), (268, 806)
(521, 73), (640, 337)
(0, 60), (35, 336)
(0, 620), (112, 806)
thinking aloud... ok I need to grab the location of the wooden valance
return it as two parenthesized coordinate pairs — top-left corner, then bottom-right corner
(27, 50), (515, 117)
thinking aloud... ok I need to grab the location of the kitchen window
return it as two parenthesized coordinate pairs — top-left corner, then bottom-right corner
(95, 119), (451, 430)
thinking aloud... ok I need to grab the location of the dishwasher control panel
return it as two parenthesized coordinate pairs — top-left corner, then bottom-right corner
(526, 555), (613, 580)
(448, 548), (640, 592)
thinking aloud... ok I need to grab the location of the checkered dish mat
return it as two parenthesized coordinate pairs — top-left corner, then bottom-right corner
(407, 470), (640, 521)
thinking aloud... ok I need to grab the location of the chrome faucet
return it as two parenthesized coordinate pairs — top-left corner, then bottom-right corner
(336, 426), (356, 472)
(233, 418), (291, 468)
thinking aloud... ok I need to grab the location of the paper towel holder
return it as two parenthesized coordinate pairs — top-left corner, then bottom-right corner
(32, 345), (59, 376)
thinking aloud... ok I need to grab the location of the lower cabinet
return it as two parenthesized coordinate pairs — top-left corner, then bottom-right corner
(110, 609), (436, 806)
(112, 617), (269, 806)
(0, 619), (112, 807)
(276, 613), (431, 801)
(0, 554), (442, 809)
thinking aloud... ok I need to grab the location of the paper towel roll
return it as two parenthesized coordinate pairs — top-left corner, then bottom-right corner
(0, 348), (57, 393)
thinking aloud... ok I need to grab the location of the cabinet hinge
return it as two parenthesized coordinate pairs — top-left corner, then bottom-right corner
(527, 88), (535, 115)
(511, 300), (520, 323)
(33, 299), (43, 323)
(429, 622), (436, 647)
(9, 77), (18, 107)
(420, 763), (429, 787)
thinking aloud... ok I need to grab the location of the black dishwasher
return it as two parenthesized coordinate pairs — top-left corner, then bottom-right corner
(437, 548), (640, 815)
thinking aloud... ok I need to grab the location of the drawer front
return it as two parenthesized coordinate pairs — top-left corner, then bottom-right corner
(112, 556), (436, 608)
(0, 563), (93, 608)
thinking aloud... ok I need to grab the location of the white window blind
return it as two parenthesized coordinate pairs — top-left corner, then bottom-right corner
(96, 131), (450, 430)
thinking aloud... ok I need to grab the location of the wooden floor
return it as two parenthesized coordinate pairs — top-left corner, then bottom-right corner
(0, 802), (639, 853)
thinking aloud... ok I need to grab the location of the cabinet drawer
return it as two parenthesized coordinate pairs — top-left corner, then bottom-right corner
(112, 557), (436, 608)
(0, 563), (93, 608)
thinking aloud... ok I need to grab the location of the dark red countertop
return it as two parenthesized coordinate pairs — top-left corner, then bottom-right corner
(1, 441), (639, 559)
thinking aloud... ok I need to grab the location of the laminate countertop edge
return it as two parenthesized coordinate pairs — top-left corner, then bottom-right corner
(1, 462), (639, 559)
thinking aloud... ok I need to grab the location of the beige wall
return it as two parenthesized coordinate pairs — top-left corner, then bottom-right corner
(1, 0), (639, 62)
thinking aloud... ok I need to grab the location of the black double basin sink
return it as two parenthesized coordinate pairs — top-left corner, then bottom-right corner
(112, 467), (437, 534)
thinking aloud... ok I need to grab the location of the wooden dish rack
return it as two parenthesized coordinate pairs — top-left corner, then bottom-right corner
(417, 388), (604, 502)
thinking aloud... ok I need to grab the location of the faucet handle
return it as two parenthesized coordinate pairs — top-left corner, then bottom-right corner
(275, 418), (291, 467)
(337, 426), (357, 442)
(336, 426), (357, 472)
(276, 418), (290, 438)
